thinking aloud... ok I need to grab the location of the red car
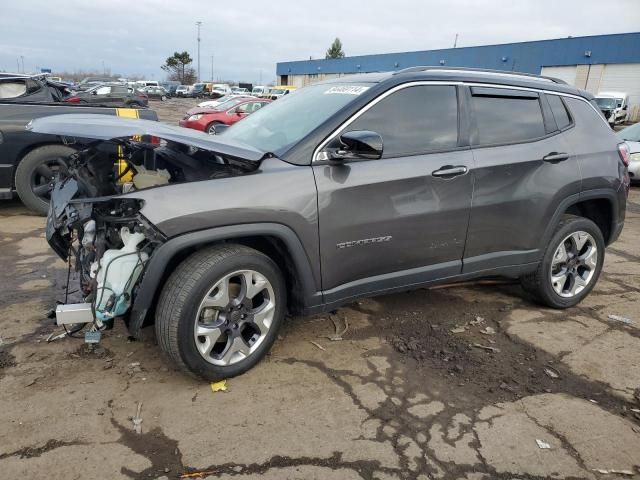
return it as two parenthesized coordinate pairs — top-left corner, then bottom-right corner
(179, 98), (271, 134)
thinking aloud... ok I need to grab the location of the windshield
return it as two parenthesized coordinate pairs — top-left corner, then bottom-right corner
(594, 97), (617, 109)
(619, 122), (640, 142)
(209, 97), (246, 111)
(223, 82), (373, 153)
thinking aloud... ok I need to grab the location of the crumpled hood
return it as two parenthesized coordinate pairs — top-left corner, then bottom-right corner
(27, 113), (266, 161)
(186, 106), (224, 116)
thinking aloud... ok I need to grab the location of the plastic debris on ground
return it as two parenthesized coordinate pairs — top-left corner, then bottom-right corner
(309, 341), (326, 351)
(132, 402), (143, 434)
(179, 471), (217, 479)
(592, 469), (635, 475)
(607, 314), (632, 325)
(535, 439), (552, 449)
(322, 315), (349, 341)
(472, 343), (501, 353)
(211, 380), (228, 393)
(544, 366), (561, 379)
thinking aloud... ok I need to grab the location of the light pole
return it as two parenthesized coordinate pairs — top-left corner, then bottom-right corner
(20, 55), (25, 73)
(196, 21), (202, 82)
(211, 55), (214, 82)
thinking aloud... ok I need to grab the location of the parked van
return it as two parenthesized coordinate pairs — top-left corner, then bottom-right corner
(135, 80), (160, 88)
(252, 85), (268, 97)
(210, 84), (231, 98)
(593, 91), (630, 126)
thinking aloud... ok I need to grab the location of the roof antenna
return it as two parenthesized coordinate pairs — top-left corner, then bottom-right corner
(454, 33), (459, 48)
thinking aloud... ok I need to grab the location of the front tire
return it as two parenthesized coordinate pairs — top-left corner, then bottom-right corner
(206, 121), (223, 135)
(15, 144), (76, 215)
(521, 215), (605, 308)
(155, 245), (286, 381)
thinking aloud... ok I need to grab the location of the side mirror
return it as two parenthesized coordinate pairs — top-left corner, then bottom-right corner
(327, 130), (383, 161)
(92, 91), (97, 95)
(623, 105), (628, 111)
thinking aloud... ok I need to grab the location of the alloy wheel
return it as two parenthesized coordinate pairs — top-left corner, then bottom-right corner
(549, 231), (598, 298)
(30, 158), (67, 201)
(193, 270), (275, 366)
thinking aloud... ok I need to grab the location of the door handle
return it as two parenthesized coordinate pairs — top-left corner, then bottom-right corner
(543, 152), (570, 162)
(432, 165), (468, 177)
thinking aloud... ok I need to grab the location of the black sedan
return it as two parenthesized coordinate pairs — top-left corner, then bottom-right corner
(65, 83), (149, 108)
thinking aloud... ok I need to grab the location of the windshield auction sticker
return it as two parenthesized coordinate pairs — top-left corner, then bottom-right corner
(324, 86), (370, 95)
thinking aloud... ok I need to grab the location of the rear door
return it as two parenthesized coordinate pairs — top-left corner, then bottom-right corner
(313, 83), (474, 301)
(110, 85), (129, 104)
(463, 86), (581, 272)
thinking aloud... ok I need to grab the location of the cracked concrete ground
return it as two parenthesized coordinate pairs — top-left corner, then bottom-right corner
(1, 188), (639, 480)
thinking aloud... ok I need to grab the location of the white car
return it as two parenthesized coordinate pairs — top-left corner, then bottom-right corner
(618, 122), (640, 183)
(230, 87), (250, 97)
(594, 91), (630, 126)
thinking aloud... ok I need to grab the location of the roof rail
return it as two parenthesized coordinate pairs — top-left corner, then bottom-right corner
(393, 66), (568, 85)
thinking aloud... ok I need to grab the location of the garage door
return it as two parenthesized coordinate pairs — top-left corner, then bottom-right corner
(598, 63), (640, 102)
(541, 66), (577, 86)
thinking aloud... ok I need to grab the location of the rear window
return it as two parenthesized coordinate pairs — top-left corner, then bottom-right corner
(472, 90), (546, 145)
(547, 94), (572, 130)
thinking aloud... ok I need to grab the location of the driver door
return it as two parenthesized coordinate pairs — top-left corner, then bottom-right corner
(313, 84), (474, 301)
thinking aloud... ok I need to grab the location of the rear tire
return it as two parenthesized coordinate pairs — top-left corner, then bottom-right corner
(155, 244), (286, 381)
(521, 215), (605, 308)
(15, 144), (76, 215)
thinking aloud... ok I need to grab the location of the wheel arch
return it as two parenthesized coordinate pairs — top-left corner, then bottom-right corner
(128, 223), (322, 338)
(542, 189), (620, 249)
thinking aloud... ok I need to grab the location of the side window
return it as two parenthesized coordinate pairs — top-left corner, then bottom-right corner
(347, 85), (458, 157)
(471, 90), (546, 145)
(95, 86), (111, 95)
(547, 94), (572, 130)
(112, 86), (127, 95)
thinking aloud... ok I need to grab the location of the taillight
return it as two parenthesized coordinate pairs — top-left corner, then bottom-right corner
(65, 96), (81, 102)
(618, 142), (630, 167)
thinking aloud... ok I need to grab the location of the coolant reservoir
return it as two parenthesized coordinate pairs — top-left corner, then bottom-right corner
(132, 165), (170, 189)
(94, 227), (148, 323)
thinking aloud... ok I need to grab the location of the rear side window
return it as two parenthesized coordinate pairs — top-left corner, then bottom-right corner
(471, 90), (546, 145)
(347, 85), (458, 157)
(547, 94), (572, 129)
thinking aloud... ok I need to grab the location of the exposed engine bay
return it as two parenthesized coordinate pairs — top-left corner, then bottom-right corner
(47, 135), (261, 334)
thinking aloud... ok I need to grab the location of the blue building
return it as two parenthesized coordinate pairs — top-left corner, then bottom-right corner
(276, 32), (640, 114)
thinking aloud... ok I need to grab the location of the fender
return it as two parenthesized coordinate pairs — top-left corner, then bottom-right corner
(540, 188), (622, 250)
(127, 222), (322, 338)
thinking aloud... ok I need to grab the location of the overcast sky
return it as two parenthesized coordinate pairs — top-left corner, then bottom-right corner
(1, 0), (639, 83)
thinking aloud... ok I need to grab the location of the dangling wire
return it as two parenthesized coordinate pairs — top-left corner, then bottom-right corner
(62, 240), (86, 338)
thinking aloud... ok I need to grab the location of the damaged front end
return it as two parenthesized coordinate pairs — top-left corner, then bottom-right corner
(38, 114), (265, 335)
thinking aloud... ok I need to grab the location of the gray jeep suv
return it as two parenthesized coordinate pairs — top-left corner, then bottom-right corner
(37, 67), (630, 380)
